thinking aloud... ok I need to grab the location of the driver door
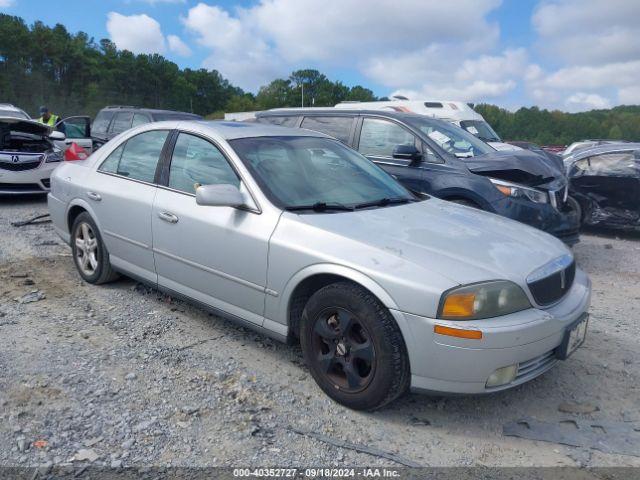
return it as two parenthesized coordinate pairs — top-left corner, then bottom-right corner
(152, 131), (278, 325)
(57, 116), (93, 152)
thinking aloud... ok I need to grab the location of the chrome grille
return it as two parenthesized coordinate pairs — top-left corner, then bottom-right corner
(527, 255), (575, 306)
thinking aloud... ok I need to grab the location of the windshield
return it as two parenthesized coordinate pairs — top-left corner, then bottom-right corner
(153, 113), (202, 121)
(229, 136), (414, 211)
(406, 117), (494, 158)
(459, 120), (501, 142)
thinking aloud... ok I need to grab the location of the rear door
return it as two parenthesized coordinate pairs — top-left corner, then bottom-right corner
(107, 111), (134, 140)
(570, 150), (640, 224)
(299, 116), (355, 145)
(88, 129), (171, 282)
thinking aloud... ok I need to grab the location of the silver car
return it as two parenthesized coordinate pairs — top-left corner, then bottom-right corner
(48, 121), (591, 410)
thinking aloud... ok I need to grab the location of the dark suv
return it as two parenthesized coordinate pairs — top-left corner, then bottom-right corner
(91, 106), (202, 149)
(256, 109), (580, 244)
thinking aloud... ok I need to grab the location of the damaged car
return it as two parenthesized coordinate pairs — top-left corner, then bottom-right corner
(0, 114), (66, 194)
(566, 143), (640, 229)
(256, 109), (581, 245)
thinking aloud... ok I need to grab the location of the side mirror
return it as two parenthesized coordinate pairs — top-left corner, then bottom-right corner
(49, 131), (66, 141)
(392, 144), (422, 162)
(196, 184), (246, 208)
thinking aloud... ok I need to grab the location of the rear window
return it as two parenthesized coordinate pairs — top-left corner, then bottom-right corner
(92, 111), (115, 137)
(300, 116), (353, 144)
(110, 111), (133, 134)
(257, 116), (299, 127)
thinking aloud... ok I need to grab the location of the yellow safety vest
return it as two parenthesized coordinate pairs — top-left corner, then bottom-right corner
(37, 114), (59, 127)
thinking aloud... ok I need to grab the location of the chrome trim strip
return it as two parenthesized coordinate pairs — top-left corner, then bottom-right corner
(526, 254), (573, 284)
(153, 247), (278, 296)
(103, 230), (150, 250)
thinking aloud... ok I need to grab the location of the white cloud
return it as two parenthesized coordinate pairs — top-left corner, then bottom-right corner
(167, 35), (192, 57)
(566, 92), (611, 110)
(140, 0), (185, 3)
(527, 0), (640, 111)
(0, 0), (15, 7)
(107, 12), (166, 55)
(182, 0), (504, 94)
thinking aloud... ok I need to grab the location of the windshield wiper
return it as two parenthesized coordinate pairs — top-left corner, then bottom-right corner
(285, 202), (354, 212)
(353, 197), (415, 210)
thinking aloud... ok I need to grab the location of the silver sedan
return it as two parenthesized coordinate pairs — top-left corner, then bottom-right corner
(48, 121), (591, 410)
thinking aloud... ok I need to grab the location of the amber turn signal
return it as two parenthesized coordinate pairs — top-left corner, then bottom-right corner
(434, 324), (483, 340)
(441, 292), (476, 318)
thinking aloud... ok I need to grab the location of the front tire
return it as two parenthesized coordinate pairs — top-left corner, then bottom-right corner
(300, 282), (410, 410)
(71, 212), (119, 284)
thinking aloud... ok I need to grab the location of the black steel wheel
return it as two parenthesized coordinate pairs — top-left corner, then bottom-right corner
(300, 281), (410, 410)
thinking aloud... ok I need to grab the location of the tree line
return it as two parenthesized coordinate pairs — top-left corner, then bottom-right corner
(1, 14), (639, 145)
(475, 104), (640, 145)
(0, 14), (376, 119)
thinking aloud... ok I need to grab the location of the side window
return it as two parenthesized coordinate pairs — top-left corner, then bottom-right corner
(99, 130), (168, 183)
(587, 152), (636, 175)
(91, 111), (115, 137)
(300, 116), (353, 144)
(259, 116), (298, 127)
(358, 118), (416, 158)
(131, 113), (151, 128)
(98, 144), (125, 174)
(109, 111), (134, 134)
(168, 133), (239, 194)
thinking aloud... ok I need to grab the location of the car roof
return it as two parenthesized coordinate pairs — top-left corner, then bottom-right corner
(257, 108), (425, 122)
(568, 142), (640, 160)
(101, 106), (200, 116)
(166, 120), (330, 141)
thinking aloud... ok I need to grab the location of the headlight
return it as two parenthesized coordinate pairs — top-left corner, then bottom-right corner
(438, 280), (531, 320)
(490, 178), (548, 204)
(45, 148), (63, 163)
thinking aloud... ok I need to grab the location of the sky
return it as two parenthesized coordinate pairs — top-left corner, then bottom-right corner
(1, 0), (639, 112)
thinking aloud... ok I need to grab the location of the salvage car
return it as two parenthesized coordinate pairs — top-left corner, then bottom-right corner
(566, 143), (640, 229)
(0, 114), (65, 194)
(48, 121), (591, 410)
(256, 109), (581, 245)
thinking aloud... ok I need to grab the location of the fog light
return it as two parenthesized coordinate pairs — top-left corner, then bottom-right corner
(486, 364), (518, 388)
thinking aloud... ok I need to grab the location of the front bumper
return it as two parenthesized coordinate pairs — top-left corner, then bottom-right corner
(490, 196), (581, 246)
(0, 161), (58, 194)
(392, 268), (591, 394)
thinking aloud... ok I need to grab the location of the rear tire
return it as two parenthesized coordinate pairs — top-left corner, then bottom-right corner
(300, 281), (410, 410)
(71, 212), (119, 284)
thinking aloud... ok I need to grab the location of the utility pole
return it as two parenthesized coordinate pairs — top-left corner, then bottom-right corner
(301, 83), (304, 107)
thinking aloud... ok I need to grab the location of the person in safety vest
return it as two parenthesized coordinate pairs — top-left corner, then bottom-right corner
(37, 106), (65, 134)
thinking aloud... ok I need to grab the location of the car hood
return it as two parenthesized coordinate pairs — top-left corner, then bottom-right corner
(0, 117), (51, 136)
(292, 199), (571, 288)
(464, 149), (565, 187)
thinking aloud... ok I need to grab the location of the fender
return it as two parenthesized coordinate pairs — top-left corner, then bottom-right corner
(66, 197), (102, 232)
(273, 263), (401, 327)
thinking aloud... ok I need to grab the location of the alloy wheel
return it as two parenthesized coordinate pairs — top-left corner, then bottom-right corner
(310, 307), (376, 392)
(75, 222), (99, 276)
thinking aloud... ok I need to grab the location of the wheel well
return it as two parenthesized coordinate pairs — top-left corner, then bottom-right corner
(288, 274), (383, 343)
(67, 205), (87, 232)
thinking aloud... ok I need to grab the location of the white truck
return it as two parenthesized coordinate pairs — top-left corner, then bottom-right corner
(335, 98), (520, 151)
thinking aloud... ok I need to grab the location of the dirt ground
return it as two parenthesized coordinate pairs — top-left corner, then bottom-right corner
(1, 195), (639, 470)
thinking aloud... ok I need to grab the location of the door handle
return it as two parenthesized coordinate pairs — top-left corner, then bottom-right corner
(86, 191), (101, 201)
(158, 211), (179, 224)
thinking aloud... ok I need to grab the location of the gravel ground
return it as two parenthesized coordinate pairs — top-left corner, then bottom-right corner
(1, 196), (639, 469)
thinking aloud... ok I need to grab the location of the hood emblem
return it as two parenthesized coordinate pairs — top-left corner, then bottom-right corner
(11, 155), (19, 163)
